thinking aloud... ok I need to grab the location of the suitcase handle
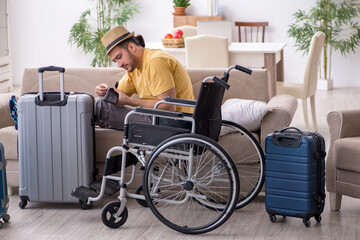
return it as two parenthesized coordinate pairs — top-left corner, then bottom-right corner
(279, 127), (304, 134)
(38, 66), (65, 102)
(38, 66), (65, 73)
(272, 127), (303, 148)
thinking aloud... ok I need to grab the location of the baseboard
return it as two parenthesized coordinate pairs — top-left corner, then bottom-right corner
(318, 79), (333, 90)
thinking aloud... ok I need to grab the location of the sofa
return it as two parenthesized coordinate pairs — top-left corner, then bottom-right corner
(0, 67), (297, 191)
(326, 110), (360, 210)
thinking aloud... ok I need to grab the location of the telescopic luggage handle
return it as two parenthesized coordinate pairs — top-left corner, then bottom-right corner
(38, 66), (66, 101)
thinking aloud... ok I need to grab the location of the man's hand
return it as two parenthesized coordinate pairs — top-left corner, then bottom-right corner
(114, 88), (131, 106)
(95, 83), (109, 97)
(110, 87), (176, 111)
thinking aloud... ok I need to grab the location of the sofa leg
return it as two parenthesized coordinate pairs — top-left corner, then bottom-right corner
(7, 186), (13, 196)
(329, 192), (342, 211)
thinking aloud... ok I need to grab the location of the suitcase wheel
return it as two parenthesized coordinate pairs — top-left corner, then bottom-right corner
(135, 185), (148, 208)
(19, 199), (28, 209)
(2, 214), (10, 222)
(269, 214), (276, 223)
(303, 218), (311, 228)
(315, 215), (322, 223)
(79, 199), (92, 210)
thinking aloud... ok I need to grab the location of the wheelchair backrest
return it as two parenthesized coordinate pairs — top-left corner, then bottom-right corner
(193, 80), (226, 142)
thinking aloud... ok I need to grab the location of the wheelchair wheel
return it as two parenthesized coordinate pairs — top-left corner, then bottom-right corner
(143, 133), (239, 234)
(219, 120), (265, 209)
(101, 201), (128, 229)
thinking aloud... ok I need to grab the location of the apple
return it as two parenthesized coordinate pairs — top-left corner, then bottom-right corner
(174, 29), (184, 37)
(172, 33), (181, 39)
(165, 33), (173, 39)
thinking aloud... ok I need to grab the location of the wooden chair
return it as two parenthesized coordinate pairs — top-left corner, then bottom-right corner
(171, 25), (197, 38)
(184, 34), (229, 68)
(235, 22), (269, 42)
(276, 32), (325, 131)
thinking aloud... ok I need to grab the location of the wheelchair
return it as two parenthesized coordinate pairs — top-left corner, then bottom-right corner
(72, 65), (265, 234)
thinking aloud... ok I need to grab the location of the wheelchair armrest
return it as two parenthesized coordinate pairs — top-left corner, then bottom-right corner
(155, 97), (196, 109)
(134, 107), (184, 118)
(163, 97), (197, 106)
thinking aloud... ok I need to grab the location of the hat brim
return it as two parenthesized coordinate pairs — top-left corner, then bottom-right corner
(105, 31), (135, 56)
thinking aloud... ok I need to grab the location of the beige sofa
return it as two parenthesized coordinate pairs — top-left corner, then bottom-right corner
(0, 67), (297, 190)
(326, 110), (360, 210)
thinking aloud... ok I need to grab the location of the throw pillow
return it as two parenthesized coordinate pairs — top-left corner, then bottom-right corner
(221, 98), (272, 135)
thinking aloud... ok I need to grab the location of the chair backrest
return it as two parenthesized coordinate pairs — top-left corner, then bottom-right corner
(185, 34), (229, 68)
(303, 31), (325, 97)
(197, 20), (232, 45)
(235, 21), (269, 42)
(171, 25), (197, 38)
(193, 79), (227, 141)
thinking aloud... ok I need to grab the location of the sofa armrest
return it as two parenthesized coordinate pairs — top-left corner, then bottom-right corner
(259, 94), (298, 150)
(326, 109), (360, 193)
(0, 93), (16, 129)
(327, 110), (360, 141)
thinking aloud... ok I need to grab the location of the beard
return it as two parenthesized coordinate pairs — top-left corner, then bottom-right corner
(126, 51), (138, 73)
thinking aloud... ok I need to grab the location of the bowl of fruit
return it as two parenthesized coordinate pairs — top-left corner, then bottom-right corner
(161, 29), (185, 48)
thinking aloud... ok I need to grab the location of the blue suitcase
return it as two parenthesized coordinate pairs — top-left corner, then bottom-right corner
(0, 143), (10, 228)
(265, 127), (326, 227)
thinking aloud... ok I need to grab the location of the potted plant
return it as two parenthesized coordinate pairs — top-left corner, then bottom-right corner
(173, 0), (190, 16)
(288, 0), (360, 90)
(68, 0), (140, 67)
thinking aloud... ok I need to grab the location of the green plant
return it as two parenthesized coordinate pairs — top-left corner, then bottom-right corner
(173, 0), (190, 8)
(288, 0), (360, 80)
(69, 0), (140, 67)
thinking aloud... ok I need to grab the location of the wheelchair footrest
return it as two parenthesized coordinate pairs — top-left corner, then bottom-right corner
(71, 186), (98, 202)
(89, 179), (120, 196)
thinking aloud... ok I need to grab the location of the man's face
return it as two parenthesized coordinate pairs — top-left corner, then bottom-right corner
(109, 44), (137, 72)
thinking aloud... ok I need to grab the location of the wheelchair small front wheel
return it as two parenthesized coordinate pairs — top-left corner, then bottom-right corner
(101, 201), (128, 229)
(143, 133), (239, 234)
(135, 185), (148, 208)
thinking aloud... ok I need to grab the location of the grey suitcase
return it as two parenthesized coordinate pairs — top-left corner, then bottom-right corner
(18, 66), (95, 208)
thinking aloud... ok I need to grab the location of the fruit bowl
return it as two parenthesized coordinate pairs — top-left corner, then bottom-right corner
(161, 38), (185, 48)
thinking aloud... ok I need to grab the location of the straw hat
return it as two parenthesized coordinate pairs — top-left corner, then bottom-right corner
(101, 26), (135, 56)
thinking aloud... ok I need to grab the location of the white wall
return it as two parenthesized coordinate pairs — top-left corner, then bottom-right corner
(8, 0), (360, 87)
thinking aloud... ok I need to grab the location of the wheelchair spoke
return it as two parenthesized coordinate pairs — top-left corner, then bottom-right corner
(143, 134), (239, 234)
(219, 121), (265, 209)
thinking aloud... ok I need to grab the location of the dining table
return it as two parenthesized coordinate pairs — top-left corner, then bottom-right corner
(146, 42), (287, 97)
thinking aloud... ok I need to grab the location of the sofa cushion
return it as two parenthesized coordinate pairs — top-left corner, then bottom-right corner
(6, 160), (19, 187)
(187, 68), (271, 103)
(0, 93), (15, 129)
(334, 137), (360, 172)
(0, 126), (18, 160)
(95, 127), (124, 163)
(20, 68), (127, 97)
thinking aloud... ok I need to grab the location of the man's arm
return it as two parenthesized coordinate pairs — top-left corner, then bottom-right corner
(115, 87), (176, 111)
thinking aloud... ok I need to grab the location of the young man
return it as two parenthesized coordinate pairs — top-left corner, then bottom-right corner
(95, 25), (195, 130)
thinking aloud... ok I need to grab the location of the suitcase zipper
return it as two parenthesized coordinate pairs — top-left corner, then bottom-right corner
(307, 132), (326, 213)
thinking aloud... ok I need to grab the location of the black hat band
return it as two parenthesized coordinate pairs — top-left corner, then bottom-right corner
(106, 32), (131, 51)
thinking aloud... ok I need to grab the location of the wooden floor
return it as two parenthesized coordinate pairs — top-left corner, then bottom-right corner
(3, 87), (360, 239)
(3, 193), (360, 240)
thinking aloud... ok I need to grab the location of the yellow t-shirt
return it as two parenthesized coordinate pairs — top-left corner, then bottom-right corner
(117, 48), (195, 113)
